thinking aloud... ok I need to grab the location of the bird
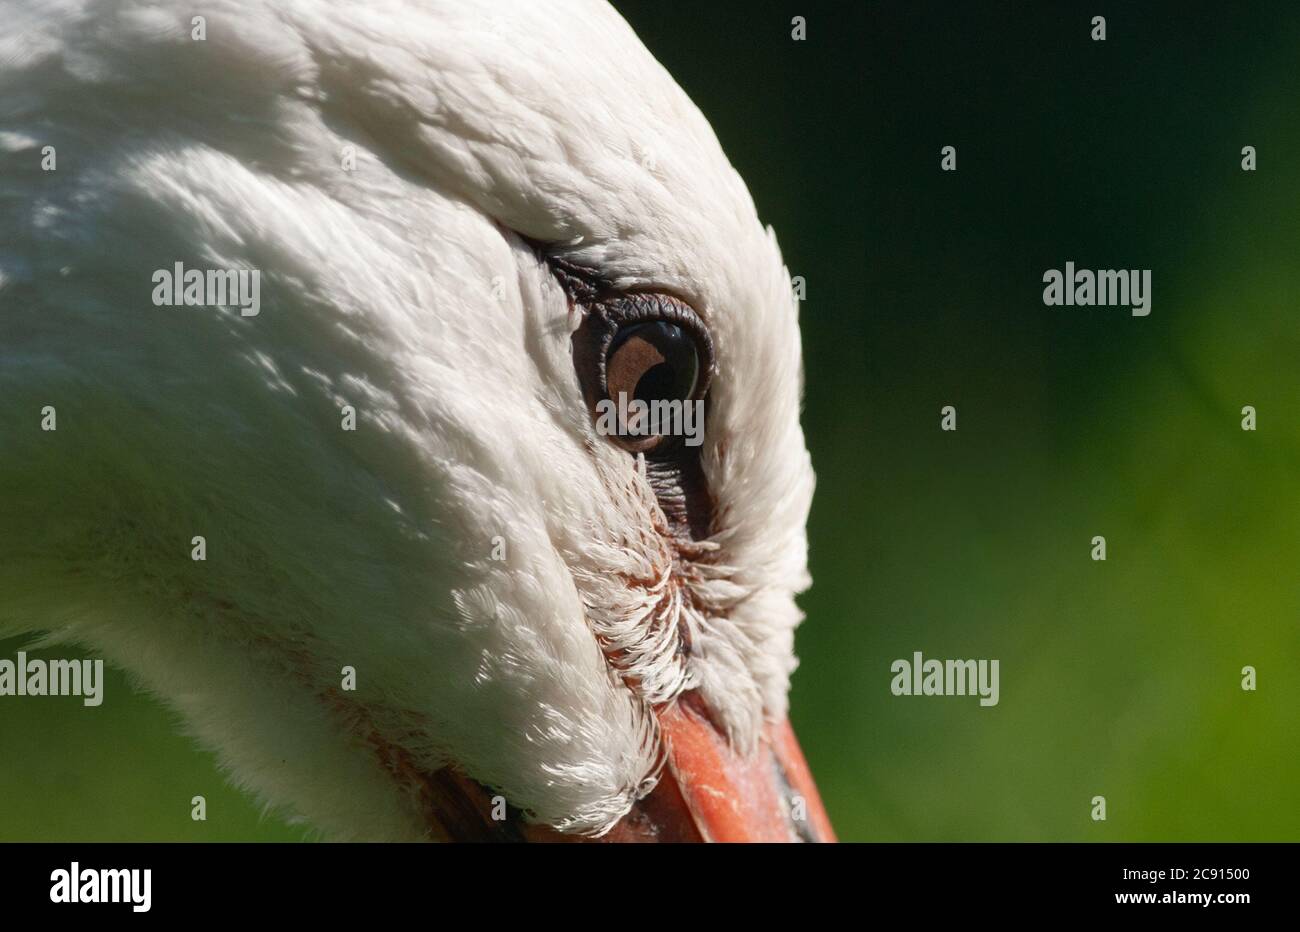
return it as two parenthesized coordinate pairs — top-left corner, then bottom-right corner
(0, 0), (832, 841)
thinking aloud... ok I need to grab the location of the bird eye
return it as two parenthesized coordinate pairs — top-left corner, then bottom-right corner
(601, 321), (703, 453)
(607, 322), (698, 407)
(556, 267), (714, 457)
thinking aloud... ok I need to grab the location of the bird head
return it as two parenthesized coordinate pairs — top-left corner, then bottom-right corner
(0, 0), (828, 840)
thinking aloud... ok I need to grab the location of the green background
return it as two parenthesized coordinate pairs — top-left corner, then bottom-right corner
(2, 1), (1297, 841)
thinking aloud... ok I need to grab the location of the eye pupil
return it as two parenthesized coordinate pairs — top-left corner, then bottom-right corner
(634, 362), (677, 404)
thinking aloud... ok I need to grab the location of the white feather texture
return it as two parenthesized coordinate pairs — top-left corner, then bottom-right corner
(0, 0), (814, 837)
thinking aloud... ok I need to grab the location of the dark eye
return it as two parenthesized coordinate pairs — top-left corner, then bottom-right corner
(601, 321), (702, 453)
(607, 322), (699, 408)
(560, 277), (713, 456)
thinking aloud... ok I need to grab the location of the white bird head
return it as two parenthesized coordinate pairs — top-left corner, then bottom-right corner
(0, 0), (828, 840)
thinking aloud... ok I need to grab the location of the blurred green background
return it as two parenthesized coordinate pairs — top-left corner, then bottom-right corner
(2, 1), (1297, 841)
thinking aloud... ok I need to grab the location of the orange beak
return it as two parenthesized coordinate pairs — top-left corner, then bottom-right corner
(564, 692), (836, 843)
(446, 690), (834, 843)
